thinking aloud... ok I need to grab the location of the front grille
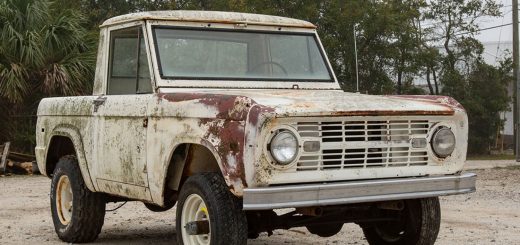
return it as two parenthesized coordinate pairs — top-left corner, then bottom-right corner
(296, 120), (431, 171)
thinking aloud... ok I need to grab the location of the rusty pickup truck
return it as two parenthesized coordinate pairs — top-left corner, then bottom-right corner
(35, 10), (476, 245)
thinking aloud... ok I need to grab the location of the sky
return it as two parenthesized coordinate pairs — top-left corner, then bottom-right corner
(476, 0), (513, 43)
(475, 0), (514, 64)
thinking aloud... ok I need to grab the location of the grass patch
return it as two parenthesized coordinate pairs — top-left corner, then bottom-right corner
(467, 154), (515, 161)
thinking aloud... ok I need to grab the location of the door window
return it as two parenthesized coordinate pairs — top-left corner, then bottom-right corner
(108, 26), (152, 95)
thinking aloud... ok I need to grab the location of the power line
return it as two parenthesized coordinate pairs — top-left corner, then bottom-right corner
(426, 22), (515, 42)
(455, 22), (513, 36)
(422, 5), (516, 28)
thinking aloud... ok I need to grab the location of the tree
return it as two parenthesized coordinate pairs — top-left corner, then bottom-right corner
(418, 47), (441, 95)
(461, 59), (512, 154)
(421, 0), (509, 153)
(385, 0), (426, 95)
(0, 0), (95, 152)
(0, 0), (95, 103)
(424, 0), (501, 79)
(0, 0), (513, 155)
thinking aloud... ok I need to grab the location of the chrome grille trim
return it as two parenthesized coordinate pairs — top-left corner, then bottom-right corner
(296, 119), (431, 171)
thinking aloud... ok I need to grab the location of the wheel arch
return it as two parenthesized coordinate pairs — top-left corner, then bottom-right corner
(45, 125), (96, 191)
(158, 140), (239, 206)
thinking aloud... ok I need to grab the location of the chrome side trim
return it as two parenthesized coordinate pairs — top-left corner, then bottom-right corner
(243, 173), (476, 210)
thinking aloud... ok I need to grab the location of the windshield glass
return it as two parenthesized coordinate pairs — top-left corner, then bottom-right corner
(153, 27), (332, 82)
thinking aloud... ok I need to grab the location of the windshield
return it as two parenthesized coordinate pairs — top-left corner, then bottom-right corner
(153, 27), (332, 82)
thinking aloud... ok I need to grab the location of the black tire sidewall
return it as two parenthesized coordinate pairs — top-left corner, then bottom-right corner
(176, 180), (211, 244)
(306, 223), (343, 237)
(176, 173), (247, 245)
(50, 156), (106, 243)
(362, 197), (441, 245)
(50, 164), (72, 234)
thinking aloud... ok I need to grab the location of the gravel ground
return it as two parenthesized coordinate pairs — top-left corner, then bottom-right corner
(1, 167), (519, 245)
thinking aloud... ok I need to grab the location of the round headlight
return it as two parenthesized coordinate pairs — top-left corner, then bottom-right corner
(432, 127), (456, 158)
(269, 130), (299, 165)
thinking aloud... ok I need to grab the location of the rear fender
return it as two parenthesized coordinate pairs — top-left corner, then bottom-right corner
(46, 125), (96, 191)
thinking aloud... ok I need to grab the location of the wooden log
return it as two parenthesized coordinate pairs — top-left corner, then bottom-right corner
(8, 151), (35, 162)
(6, 161), (34, 175)
(0, 142), (11, 174)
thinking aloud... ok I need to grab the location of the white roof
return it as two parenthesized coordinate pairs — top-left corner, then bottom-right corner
(101, 10), (316, 28)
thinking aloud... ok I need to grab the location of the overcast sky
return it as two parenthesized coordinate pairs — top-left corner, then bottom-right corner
(475, 0), (513, 43)
(471, 0), (514, 64)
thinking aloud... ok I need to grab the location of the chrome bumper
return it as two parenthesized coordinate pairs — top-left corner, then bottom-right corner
(243, 173), (476, 210)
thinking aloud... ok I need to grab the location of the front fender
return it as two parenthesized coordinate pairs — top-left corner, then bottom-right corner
(147, 117), (248, 206)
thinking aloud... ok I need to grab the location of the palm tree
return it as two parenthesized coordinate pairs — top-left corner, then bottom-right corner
(0, 0), (95, 153)
(0, 0), (95, 103)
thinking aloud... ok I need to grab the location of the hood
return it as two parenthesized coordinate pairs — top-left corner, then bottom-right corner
(237, 90), (458, 116)
(233, 90), (460, 117)
(158, 89), (462, 119)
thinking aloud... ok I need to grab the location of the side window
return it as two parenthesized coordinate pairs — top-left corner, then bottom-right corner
(108, 26), (152, 95)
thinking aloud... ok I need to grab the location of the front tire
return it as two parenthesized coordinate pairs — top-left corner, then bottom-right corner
(361, 197), (441, 245)
(176, 173), (247, 245)
(50, 156), (106, 243)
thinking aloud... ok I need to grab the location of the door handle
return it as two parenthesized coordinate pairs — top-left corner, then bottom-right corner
(93, 96), (107, 112)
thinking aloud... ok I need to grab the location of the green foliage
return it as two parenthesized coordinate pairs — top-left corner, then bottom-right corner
(0, 0), (95, 152)
(458, 59), (512, 154)
(0, 0), (514, 154)
(442, 56), (512, 154)
(426, 0), (506, 152)
(0, 0), (95, 102)
(425, 0), (500, 75)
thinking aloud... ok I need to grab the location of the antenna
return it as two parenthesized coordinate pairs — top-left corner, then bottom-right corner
(353, 23), (360, 93)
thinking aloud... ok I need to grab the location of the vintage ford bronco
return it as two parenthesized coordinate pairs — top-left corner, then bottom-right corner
(36, 11), (476, 245)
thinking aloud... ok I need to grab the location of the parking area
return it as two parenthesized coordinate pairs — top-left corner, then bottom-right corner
(1, 166), (519, 244)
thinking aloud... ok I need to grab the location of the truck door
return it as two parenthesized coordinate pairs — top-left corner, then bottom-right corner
(92, 24), (154, 199)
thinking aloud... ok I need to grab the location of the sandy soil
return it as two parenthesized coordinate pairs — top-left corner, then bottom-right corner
(1, 167), (519, 245)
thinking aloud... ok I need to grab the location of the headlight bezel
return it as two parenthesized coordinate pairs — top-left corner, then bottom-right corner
(265, 126), (301, 169)
(431, 126), (456, 158)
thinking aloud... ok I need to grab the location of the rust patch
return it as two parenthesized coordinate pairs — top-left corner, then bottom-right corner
(200, 119), (247, 189)
(159, 93), (254, 121)
(248, 104), (276, 126)
(158, 92), (279, 192)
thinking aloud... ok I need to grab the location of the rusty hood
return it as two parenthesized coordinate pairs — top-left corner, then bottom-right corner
(158, 89), (462, 119)
(237, 90), (460, 117)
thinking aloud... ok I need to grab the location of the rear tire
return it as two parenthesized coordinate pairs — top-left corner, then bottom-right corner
(50, 156), (106, 243)
(176, 173), (247, 245)
(306, 223), (343, 237)
(361, 197), (441, 245)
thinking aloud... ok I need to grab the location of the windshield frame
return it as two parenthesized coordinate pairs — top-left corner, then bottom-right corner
(146, 21), (340, 90)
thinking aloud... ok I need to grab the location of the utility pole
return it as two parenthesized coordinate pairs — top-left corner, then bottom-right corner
(514, 0), (520, 161)
(353, 24), (360, 93)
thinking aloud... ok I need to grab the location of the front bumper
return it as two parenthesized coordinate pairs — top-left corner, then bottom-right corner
(243, 173), (476, 210)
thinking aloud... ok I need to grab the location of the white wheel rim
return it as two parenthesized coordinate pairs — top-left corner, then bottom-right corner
(181, 194), (210, 245)
(56, 175), (73, 225)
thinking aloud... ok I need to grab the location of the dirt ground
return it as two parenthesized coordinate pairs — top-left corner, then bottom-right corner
(1, 167), (519, 245)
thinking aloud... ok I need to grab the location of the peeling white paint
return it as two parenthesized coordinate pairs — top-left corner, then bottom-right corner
(101, 10), (316, 28)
